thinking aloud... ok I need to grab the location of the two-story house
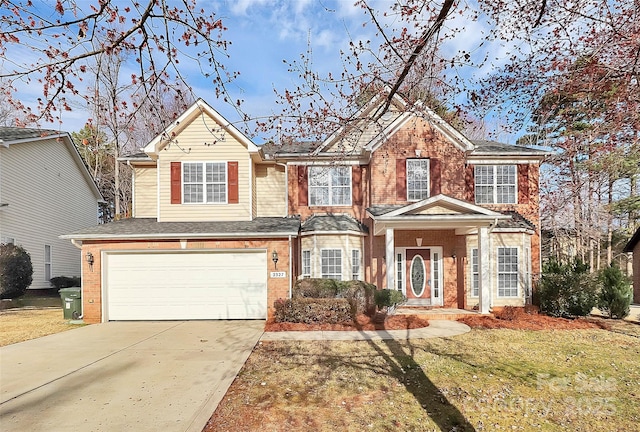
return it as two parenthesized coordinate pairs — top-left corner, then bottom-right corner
(63, 95), (545, 323)
(1, 127), (103, 290)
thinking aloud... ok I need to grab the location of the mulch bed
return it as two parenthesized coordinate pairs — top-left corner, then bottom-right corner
(459, 311), (611, 331)
(265, 313), (430, 332)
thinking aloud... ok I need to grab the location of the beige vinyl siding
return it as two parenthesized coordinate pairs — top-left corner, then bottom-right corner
(466, 232), (529, 307)
(300, 234), (363, 281)
(157, 113), (251, 222)
(255, 164), (286, 217)
(251, 162), (257, 218)
(133, 166), (157, 218)
(0, 139), (99, 289)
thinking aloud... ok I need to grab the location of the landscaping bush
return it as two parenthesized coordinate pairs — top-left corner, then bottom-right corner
(292, 278), (338, 299)
(0, 244), (33, 299)
(374, 289), (406, 311)
(493, 306), (524, 321)
(537, 258), (598, 318)
(49, 276), (81, 290)
(273, 298), (352, 324)
(598, 263), (632, 319)
(336, 280), (377, 316)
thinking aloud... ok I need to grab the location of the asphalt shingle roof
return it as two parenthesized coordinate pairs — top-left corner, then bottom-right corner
(0, 127), (62, 142)
(62, 217), (301, 239)
(260, 140), (322, 156)
(495, 211), (536, 231)
(366, 205), (404, 217)
(301, 214), (368, 234)
(471, 140), (547, 156)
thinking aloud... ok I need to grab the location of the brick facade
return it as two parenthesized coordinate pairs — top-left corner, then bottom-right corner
(80, 238), (291, 323)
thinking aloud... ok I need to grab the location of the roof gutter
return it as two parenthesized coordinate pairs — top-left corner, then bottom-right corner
(60, 231), (300, 241)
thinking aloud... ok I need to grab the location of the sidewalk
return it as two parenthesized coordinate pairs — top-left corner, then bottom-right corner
(260, 319), (470, 341)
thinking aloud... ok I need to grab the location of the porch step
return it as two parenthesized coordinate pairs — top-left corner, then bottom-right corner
(404, 299), (432, 307)
(396, 306), (479, 321)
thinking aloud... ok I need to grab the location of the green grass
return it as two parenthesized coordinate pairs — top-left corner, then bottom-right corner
(206, 328), (640, 432)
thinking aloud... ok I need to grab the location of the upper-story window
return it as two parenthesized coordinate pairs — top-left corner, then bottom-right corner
(475, 165), (516, 204)
(407, 159), (430, 201)
(183, 162), (227, 204)
(309, 166), (351, 206)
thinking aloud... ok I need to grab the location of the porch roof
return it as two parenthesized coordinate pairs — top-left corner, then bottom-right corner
(366, 195), (510, 235)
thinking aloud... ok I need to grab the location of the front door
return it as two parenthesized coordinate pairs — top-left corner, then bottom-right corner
(406, 249), (431, 299)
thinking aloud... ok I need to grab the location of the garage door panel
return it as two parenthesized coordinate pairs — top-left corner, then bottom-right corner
(105, 251), (267, 320)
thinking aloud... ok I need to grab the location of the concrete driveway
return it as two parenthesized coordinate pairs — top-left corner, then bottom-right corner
(0, 320), (264, 432)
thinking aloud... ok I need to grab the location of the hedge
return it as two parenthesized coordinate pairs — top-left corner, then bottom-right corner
(273, 298), (352, 324)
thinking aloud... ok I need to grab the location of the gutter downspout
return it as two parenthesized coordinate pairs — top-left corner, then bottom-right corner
(288, 235), (293, 299)
(70, 238), (84, 320)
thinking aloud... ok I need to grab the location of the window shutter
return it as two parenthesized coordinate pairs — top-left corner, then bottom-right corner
(352, 165), (363, 206)
(396, 158), (406, 201)
(227, 161), (239, 204)
(170, 162), (181, 204)
(518, 164), (529, 204)
(465, 164), (475, 202)
(430, 158), (441, 196)
(298, 166), (308, 206)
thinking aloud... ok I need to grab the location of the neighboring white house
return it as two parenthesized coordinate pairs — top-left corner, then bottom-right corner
(0, 127), (103, 289)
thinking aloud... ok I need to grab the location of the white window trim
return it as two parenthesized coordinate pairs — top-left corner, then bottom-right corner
(308, 165), (352, 207)
(320, 248), (342, 280)
(302, 250), (311, 278)
(474, 165), (518, 205)
(406, 159), (430, 202)
(182, 161), (228, 205)
(351, 249), (360, 280)
(497, 247), (519, 298)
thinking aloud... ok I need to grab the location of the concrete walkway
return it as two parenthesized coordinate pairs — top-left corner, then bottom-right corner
(261, 319), (470, 341)
(0, 321), (263, 432)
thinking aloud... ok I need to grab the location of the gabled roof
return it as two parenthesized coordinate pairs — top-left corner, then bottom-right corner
(623, 227), (640, 253)
(369, 194), (506, 219)
(312, 92), (409, 155)
(0, 127), (60, 143)
(143, 99), (259, 157)
(0, 127), (104, 202)
(364, 102), (475, 154)
(60, 217), (301, 240)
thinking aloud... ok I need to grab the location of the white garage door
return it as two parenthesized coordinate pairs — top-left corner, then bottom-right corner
(104, 250), (267, 320)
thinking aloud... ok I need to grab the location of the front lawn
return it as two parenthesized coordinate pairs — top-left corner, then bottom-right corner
(0, 308), (80, 347)
(205, 328), (640, 431)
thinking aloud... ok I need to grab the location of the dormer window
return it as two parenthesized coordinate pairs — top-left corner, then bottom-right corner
(475, 165), (516, 204)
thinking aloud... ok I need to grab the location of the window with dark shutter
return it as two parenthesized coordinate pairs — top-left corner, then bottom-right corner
(170, 162), (181, 204)
(430, 158), (441, 196)
(228, 161), (239, 204)
(396, 158), (406, 200)
(518, 164), (529, 204)
(298, 166), (308, 206)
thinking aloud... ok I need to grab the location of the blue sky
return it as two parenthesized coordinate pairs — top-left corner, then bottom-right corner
(5, 0), (522, 143)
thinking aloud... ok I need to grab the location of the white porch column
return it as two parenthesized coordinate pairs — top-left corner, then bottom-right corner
(478, 226), (491, 314)
(386, 228), (395, 290)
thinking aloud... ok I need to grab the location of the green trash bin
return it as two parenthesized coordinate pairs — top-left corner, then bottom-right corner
(59, 287), (82, 320)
